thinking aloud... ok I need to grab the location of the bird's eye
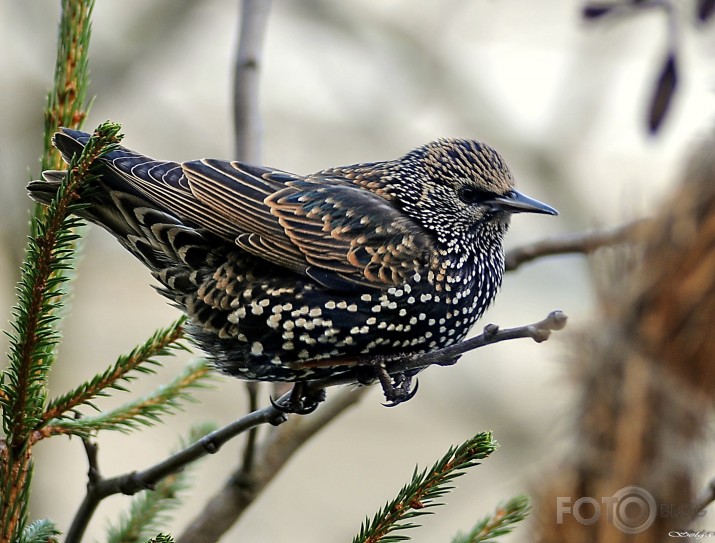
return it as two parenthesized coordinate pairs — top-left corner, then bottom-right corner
(457, 186), (491, 205)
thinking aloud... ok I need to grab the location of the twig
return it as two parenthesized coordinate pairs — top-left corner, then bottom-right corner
(232, 0), (272, 488)
(81, 437), (100, 485)
(296, 310), (568, 395)
(504, 219), (651, 272)
(233, 0), (272, 162)
(387, 310), (566, 371)
(177, 386), (367, 543)
(64, 395), (289, 543)
(239, 382), (259, 475)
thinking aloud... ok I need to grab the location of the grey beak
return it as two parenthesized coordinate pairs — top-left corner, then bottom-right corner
(491, 190), (558, 216)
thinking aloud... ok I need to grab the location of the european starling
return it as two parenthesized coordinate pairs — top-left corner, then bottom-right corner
(29, 128), (557, 411)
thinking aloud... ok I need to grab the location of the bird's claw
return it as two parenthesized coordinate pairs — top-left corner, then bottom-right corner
(372, 362), (420, 407)
(270, 383), (326, 415)
(382, 377), (419, 407)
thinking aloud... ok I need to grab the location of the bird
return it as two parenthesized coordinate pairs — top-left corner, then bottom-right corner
(28, 128), (557, 412)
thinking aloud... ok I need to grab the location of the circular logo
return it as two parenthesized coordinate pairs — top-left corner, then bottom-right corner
(611, 486), (657, 534)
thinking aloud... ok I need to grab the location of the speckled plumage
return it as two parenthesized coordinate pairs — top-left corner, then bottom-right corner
(29, 128), (556, 407)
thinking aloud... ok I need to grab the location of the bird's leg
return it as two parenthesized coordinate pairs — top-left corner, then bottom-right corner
(270, 382), (326, 415)
(372, 362), (419, 407)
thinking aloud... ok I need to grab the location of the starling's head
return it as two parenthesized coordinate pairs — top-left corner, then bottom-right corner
(387, 139), (557, 245)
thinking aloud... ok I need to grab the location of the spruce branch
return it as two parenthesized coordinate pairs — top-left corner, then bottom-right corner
(17, 519), (61, 543)
(1, 121), (123, 445)
(352, 432), (498, 543)
(451, 495), (530, 543)
(41, 359), (212, 440)
(41, 317), (188, 425)
(0, 121), (120, 543)
(41, 0), (94, 175)
(0, 446), (32, 543)
(146, 534), (175, 543)
(106, 424), (216, 543)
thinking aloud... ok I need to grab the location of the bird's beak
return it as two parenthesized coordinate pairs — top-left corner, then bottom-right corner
(490, 190), (558, 216)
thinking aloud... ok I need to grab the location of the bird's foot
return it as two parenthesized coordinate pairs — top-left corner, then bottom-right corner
(270, 382), (326, 415)
(373, 363), (419, 407)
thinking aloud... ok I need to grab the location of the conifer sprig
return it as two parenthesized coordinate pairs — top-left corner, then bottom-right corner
(1, 121), (123, 448)
(41, 317), (188, 425)
(18, 519), (61, 543)
(41, 359), (212, 439)
(145, 534), (174, 543)
(352, 432), (498, 543)
(42, 0), (94, 175)
(451, 495), (530, 543)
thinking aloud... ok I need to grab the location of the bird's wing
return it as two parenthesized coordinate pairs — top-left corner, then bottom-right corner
(182, 159), (431, 290)
(45, 129), (430, 289)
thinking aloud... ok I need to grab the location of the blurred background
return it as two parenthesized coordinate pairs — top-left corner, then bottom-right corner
(1, 1), (714, 541)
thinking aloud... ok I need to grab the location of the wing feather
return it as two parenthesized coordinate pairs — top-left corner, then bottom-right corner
(182, 161), (430, 288)
(56, 128), (432, 290)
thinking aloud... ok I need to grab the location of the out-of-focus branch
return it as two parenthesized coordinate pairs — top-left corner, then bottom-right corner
(504, 219), (652, 272)
(582, 0), (683, 134)
(231, 0), (273, 516)
(535, 132), (715, 542)
(233, 0), (272, 163)
(177, 387), (366, 543)
(691, 477), (715, 523)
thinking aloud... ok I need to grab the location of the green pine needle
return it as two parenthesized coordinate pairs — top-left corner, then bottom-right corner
(41, 0), (94, 174)
(451, 495), (531, 543)
(44, 359), (213, 438)
(106, 424), (215, 543)
(0, 2), (96, 541)
(352, 432), (498, 543)
(41, 316), (189, 424)
(145, 534), (175, 543)
(18, 519), (61, 543)
(1, 121), (123, 446)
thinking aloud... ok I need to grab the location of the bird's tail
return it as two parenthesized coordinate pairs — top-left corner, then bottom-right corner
(27, 129), (220, 298)
(27, 129), (90, 204)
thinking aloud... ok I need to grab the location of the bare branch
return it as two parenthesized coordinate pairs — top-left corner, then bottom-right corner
(240, 382), (260, 476)
(296, 310), (568, 396)
(388, 310), (567, 370)
(233, 0), (272, 162)
(504, 219), (651, 272)
(64, 397), (289, 543)
(177, 387), (366, 543)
